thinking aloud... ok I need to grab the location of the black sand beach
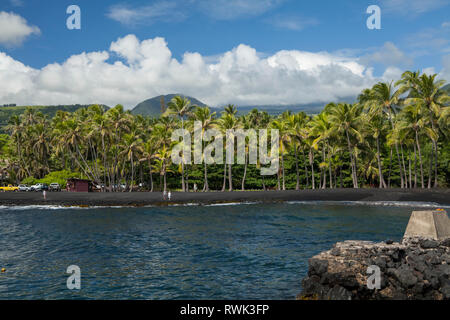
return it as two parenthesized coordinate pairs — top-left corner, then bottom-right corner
(0, 189), (449, 207)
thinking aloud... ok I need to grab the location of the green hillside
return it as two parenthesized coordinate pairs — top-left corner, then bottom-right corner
(442, 83), (450, 94)
(132, 94), (207, 117)
(0, 104), (107, 132)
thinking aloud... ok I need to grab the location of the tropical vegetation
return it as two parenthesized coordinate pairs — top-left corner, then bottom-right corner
(0, 71), (448, 191)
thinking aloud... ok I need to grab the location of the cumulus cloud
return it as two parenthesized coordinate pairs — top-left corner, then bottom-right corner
(0, 11), (40, 46)
(381, 0), (449, 15)
(359, 42), (413, 67)
(0, 34), (411, 108)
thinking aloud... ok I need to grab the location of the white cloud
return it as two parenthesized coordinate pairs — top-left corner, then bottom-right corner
(266, 14), (318, 31)
(0, 34), (416, 108)
(359, 42), (413, 67)
(381, 0), (449, 15)
(405, 24), (450, 55)
(442, 21), (450, 28)
(107, 0), (284, 23)
(440, 54), (450, 82)
(106, 2), (185, 26)
(0, 11), (40, 46)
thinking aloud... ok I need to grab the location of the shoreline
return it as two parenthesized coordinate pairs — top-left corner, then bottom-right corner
(0, 189), (449, 208)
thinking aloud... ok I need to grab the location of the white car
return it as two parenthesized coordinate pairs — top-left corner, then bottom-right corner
(18, 184), (30, 192)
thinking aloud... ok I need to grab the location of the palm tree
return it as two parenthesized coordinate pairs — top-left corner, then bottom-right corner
(154, 145), (172, 193)
(310, 111), (333, 189)
(399, 104), (427, 188)
(361, 111), (388, 188)
(238, 114), (257, 191)
(328, 103), (363, 188)
(223, 104), (238, 116)
(166, 96), (194, 191)
(286, 113), (307, 190)
(362, 82), (404, 188)
(119, 132), (143, 192)
(404, 74), (450, 188)
(191, 106), (216, 191)
(218, 113), (240, 191)
(271, 115), (291, 191)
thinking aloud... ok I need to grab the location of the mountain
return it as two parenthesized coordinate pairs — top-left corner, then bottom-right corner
(132, 94), (207, 117)
(442, 84), (450, 94)
(0, 104), (108, 132)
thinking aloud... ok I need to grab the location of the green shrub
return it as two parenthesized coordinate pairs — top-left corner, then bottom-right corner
(21, 176), (38, 186)
(35, 170), (83, 188)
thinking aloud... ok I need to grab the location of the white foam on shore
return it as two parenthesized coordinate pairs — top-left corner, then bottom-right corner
(0, 201), (448, 211)
(0, 205), (133, 211)
(286, 201), (450, 209)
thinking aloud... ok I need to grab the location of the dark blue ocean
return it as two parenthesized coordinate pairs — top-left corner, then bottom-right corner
(0, 201), (442, 299)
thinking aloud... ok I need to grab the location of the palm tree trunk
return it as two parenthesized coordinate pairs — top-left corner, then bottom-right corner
(310, 150), (315, 190)
(277, 168), (281, 191)
(163, 161), (167, 193)
(228, 164), (233, 192)
(416, 130), (424, 188)
(321, 148), (326, 189)
(395, 143), (404, 188)
(388, 148), (393, 188)
(130, 152), (134, 192)
(241, 151), (248, 191)
(407, 148), (412, 189)
(400, 144), (408, 189)
(328, 146), (333, 189)
(222, 163), (227, 192)
(433, 141), (438, 188)
(345, 130), (358, 188)
(181, 117), (185, 192)
(376, 137), (386, 188)
(185, 165), (189, 192)
(413, 143), (417, 188)
(302, 149), (309, 189)
(294, 145), (300, 190)
(203, 161), (209, 192)
(148, 159), (153, 192)
(428, 145), (433, 189)
(281, 154), (285, 191)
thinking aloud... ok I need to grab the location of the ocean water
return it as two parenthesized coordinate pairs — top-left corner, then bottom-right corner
(0, 201), (444, 300)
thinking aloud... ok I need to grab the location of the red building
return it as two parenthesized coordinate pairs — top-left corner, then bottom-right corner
(66, 179), (92, 192)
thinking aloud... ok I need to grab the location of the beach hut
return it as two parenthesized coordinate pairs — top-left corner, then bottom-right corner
(66, 179), (92, 192)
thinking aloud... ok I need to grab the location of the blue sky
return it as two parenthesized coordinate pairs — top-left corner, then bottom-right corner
(0, 0), (449, 108)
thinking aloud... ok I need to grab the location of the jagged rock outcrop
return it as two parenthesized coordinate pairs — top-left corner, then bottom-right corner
(298, 237), (450, 300)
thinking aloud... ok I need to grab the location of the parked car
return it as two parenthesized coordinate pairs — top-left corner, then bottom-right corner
(30, 183), (49, 192)
(49, 183), (61, 192)
(18, 184), (30, 192)
(0, 185), (19, 192)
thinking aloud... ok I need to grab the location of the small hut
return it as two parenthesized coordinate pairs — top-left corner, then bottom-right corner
(66, 179), (92, 192)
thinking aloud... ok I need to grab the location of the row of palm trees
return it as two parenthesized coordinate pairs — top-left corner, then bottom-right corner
(2, 71), (449, 191)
